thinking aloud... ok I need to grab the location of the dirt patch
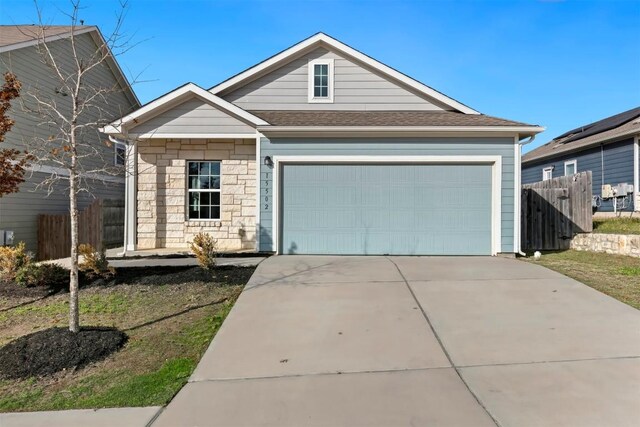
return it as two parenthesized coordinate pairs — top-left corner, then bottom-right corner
(0, 327), (127, 380)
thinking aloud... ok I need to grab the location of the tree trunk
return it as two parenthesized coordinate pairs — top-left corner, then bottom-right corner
(69, 145), (80, 333)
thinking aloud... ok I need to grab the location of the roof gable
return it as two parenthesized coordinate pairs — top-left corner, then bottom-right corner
(210, 33), (479, 114)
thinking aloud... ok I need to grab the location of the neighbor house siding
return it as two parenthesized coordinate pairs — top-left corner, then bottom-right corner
(131, 97), (255, 136)
(222, 47), (447, 111)
(0, 32), (137, 254)
(0, 172), (124, 252)
(259, 137), (516, 253)
(522, 138), (635, 212)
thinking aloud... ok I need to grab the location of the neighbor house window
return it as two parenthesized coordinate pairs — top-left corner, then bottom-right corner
(564, 160), (577, 176)
(308, 59), (334, 103)
(188, 161), (221, 220)
(114, 141), (126, 166)
(542, 167), (553, 181)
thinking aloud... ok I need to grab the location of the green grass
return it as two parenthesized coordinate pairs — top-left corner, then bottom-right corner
(593, 217), (640, 235)
(526, 250), (640, 310)
(0, 267), (251, 412)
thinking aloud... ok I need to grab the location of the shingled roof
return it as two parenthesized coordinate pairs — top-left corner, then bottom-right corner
(523, 107), (640, 164)
(250, 110), (536, 127)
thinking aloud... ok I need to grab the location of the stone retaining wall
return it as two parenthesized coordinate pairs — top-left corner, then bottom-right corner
(137, 138), (256, 251)
(571, 233), (640, 258)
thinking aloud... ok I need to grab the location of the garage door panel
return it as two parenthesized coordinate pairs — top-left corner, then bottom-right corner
(280, 163), (492, 255)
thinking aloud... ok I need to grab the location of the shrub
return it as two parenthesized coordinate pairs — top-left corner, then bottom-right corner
(190, 232), (218, 270)
(78, 244), (115, 278)
(15, 263), (69, 288)
(0, 242), (33, 282)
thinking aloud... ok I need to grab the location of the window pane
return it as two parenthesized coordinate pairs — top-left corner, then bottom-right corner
(189, 206), (199, 219)
(314, 86), (322, 97)
(211, 176), (220, 189)
(211, 192), (220, 205)
(189, 192), (200, 206)
(320, 75), (328, 86)
(211, 206), (220, 219)
(314, 75), (322, 86)
(199, 205), (210, 219)
(199, 176), (210, 189)
(188, 162), (198, 175)
(189, 176), (199, 189)
(210, 162), (220, 175)
(199, 162), (210, 175)
(320, 86), (328, 97)
(200, 192), (210, 205)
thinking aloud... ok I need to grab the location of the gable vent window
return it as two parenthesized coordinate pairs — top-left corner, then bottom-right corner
(308, 59), (334, 103)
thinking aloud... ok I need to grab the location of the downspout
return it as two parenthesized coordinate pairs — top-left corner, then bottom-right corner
(517, 134), (536, 256)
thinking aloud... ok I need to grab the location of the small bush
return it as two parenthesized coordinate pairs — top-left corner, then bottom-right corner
(15, 263), (69, 288)
(79, 244), (115, 279)
(0, 242), (33, 282)
(190, 232), (218, 270)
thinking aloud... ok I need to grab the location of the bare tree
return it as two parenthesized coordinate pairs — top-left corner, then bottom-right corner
(0, 72), (33, 197)
(22, 0), (138, 333)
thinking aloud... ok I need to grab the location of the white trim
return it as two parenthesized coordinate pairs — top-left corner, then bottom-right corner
(272, 155), (502, 256)
(564, 159), (577, 176)
(256, 132), (263, 250)
(209, 33), (480, 114)
(307, 58), (334, 103)
(130, 133), (258, 140)
(26, 164), (125, 184)
(258, 125), (545, 138)
(513, 139), (520, 253)
(102, 83), (268, 136)
(125, 141), (137, 252)
(0, 26), (96, 53)
(634, 136), (639, 211)
(542, 166), (553, 181)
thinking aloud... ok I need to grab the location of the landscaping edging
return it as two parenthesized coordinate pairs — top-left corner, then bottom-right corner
(571, 233), (640, 258)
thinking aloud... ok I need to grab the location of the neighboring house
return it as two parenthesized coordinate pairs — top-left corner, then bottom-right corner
(103, 33), (543, 256)
(0, 25), (139, 252)
(522, 107), (640, 214)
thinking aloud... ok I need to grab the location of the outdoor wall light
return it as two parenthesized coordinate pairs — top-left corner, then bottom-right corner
(264, 156), (273, 167)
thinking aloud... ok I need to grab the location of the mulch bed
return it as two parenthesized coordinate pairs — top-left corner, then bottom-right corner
(110, 265), (256, 287)
(0, 280), (53, 299)
(0, 327), (127, 380)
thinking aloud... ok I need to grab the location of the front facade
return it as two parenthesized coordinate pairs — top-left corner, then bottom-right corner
(522, 107), (640, 214)
(104, 33), (543, 256)
(0, 26), (139, 251)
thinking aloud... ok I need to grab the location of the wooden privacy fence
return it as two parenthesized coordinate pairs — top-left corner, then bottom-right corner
(521, 171), (592, 251)
(37, 199), (125, 260)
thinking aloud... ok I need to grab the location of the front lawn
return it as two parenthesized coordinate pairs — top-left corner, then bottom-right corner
(527, 250), (640, 310)
(0, 265), (254, 412)
(593, 217), (640, 235)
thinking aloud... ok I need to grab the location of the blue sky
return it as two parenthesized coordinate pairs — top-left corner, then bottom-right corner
(1, 0), (638, 152)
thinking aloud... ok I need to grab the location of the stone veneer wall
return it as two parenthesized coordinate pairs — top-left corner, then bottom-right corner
(571, 233), (640, 258)
(137, 138), (256, 251)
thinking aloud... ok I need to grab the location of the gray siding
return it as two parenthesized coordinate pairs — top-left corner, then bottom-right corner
(0, 32), (137, 253)
(0, 172), (124, 252)
(131, 97), (255, 136)
(522, 138), (635, 212)
(223, 47), (447, 111)
(260, 137), (516, 253)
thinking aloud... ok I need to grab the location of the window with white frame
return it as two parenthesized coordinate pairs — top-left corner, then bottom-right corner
(114, 142), (126, 166)
(542, 167), (553, 181)
(564, 160), (577, 176)
(188, 161), (221, 220)
(308, 59), (334, 103)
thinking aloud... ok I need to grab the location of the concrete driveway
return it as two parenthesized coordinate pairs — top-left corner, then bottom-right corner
(153, 256), (640, 427)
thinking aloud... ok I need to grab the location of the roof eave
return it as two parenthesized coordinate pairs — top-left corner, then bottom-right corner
(258, 125), (545, 138)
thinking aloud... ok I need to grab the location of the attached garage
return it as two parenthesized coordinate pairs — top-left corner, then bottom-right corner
(278, 161), (497, 255)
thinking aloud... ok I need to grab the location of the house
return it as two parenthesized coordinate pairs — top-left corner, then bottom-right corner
(102, 33), (543, 256)
(0, 25), (139, 252)
(522, 107), (640, 215)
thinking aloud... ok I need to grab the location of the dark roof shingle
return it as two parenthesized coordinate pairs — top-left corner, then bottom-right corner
(250, 110), (536, 127)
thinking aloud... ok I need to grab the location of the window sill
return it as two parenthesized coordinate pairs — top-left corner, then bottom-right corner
(185, 220), (222, 228)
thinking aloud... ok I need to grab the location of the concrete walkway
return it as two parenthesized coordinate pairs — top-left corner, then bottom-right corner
(153, 256), (640, 427)
(0, 407), (162, 427)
